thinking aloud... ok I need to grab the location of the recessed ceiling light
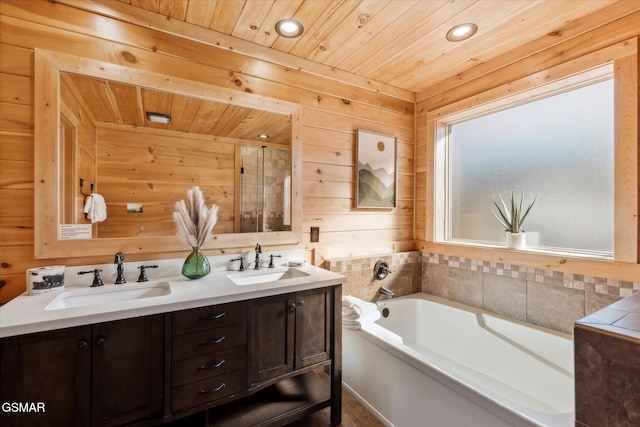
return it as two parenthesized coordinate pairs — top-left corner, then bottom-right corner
(446, 23), (478, 42)
(257, 134), (269, 139)
(275, 19), (304, 38)
(146, 112), (171, 124)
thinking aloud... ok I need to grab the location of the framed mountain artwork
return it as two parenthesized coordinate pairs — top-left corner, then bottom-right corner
(356, 129), (397, 208)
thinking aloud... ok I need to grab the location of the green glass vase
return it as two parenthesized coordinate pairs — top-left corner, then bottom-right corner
(182, 247), (211, 279)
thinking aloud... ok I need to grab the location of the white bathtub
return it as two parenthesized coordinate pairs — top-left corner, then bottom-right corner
(342, 293), (574, 427)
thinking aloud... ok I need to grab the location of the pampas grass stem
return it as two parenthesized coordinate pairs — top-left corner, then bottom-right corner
(173, 186), (218, 248)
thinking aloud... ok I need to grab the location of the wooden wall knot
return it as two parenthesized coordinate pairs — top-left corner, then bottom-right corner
(121, 51), (137, 63)
(357, 14), (370, 27)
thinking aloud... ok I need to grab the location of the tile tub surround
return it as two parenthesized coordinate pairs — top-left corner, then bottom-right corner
(324, 251), (638, 334)
(324, 252), (422, 301)
(574, 291), (640, 427)
(422, 253), (640, 334)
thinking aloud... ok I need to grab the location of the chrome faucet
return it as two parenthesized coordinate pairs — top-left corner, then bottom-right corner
(114, 251), (126, 284)
(378, 286), (395, 299)
(253, 244), (262, 270)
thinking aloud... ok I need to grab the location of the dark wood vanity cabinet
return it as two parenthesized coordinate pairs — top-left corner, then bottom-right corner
(170, 301), (248, 413)
(0, 326), (91, 427)
(91, 315), (164, 427)
(248, 287), (332, 386)
(0, 315), (164, 427)
(1, 284), (342, 427)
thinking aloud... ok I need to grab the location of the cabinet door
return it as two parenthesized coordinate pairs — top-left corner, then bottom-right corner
(91, 315), (164, 427)
(248, 293), (295, 385)
(295, 287), (332, 369)
(0, 327), (91, 427)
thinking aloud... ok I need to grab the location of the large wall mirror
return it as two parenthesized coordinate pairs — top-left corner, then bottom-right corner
(35, 49), (302, 259)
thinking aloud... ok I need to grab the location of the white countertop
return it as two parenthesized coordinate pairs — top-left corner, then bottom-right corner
(0, 260), (345, 338)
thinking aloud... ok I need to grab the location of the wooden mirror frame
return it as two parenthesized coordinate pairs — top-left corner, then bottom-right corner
(34, 49), (302, 259)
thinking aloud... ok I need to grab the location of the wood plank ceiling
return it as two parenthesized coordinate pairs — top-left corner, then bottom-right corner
(114, 0), (635, 94)
(61, 73), (292, 145)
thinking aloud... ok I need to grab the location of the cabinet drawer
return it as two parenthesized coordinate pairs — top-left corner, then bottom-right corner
(172, 301), (247, 336)
(171, 369), (245, 412)
(172, 346), (246, 387)
(172, 324), (246, 361)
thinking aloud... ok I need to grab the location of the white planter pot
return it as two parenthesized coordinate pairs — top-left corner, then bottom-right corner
(506, 232), (525, 249)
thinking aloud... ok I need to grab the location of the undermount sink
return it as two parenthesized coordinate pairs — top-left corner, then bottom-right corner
(45, 282), (171, 310)
(227, 268), (310, 286)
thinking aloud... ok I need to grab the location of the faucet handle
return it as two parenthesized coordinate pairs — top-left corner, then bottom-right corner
(137, 265), (158, 282)
(373, 260), (392, 280)
(230, 256), (246, 271)
(268, 255), (282, 268)
(78, 269), (103, 287)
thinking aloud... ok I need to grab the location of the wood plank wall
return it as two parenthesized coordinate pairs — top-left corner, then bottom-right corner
(0, 0), (414, 303)
(415, 11), (640, 282)
(95, 126), (236, 238)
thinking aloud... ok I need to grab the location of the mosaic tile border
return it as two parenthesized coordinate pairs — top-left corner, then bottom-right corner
(326, 251), (421, 274)
(424, 253), (640, 298)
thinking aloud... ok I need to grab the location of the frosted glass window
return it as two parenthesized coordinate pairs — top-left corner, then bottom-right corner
(448, 79), (614, 254)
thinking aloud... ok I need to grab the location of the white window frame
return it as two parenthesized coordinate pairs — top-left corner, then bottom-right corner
(429, 41), (638, 263)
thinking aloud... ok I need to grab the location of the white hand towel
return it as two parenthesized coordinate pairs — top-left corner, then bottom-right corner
(84, 193), (107, 223)
(342, 295), (378, 318)
(342, 295), (381, 329)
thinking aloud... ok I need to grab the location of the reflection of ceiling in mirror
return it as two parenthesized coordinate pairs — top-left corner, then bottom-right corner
(60, 73), (291, 145)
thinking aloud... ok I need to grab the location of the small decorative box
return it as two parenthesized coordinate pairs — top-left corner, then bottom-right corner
(26, 265), (65, 295)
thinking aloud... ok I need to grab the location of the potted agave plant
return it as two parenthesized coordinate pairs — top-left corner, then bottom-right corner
(492, 191), (536, 249)
(173, 186), (219, 279)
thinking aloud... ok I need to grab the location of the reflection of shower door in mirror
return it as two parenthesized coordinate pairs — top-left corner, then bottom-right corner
(239, 146), (291, 233)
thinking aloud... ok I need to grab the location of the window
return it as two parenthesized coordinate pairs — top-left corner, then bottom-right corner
(435, 66), (619, 258)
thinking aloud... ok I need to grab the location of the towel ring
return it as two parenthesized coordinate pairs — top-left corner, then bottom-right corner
(79, 178), (94, 196)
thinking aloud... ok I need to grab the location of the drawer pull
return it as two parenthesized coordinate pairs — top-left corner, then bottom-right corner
(198, 336), (226, 346)
(199, 312), (225, 321)
(199, 383), (225, 395)
(198, 359), (225, 371)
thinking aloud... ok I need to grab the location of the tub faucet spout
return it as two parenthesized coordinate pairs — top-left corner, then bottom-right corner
(378, 286), (395, 298)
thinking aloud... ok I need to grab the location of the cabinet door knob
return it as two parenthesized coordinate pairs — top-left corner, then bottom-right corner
(95, 335), (106, 346)
(199, 312), (225, 321)
(198, 359), (225, 371)
(297, 300), (305, 308)
(198, 336), (225, 346)
(77, 340), (89, 350)
(288, 303), (296, 312)
(199, 383), (225, 395)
